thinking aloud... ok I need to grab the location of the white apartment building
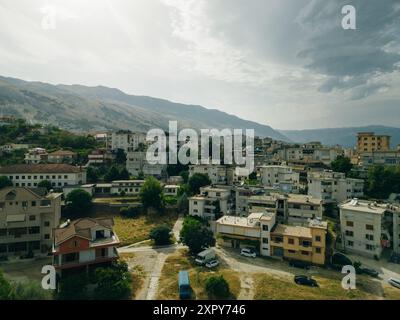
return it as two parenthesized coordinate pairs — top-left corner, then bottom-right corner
(111, 180), (144, 196)
(0, 144), (30, 153)
(109, 131), (146, 152)
(277, 144), (342, 166)
(126, 151), (166, 178)
(248, 193), (322, 226)
(259, 165), (301, 193)
(189, 164), (227, 185)
(339, 199), (390, 258)
(24, 148), (48, 164)
(189, 186), (231, 220)
(164, 185), (180, 196)
(217, 211), (276, 256)
(0, 187), (62, 257)
(0, 164), (87, 188)
(360, 150), (400, 167)
(308, 170), (364, 203)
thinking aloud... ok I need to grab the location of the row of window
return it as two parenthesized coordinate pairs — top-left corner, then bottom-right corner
(347, 241), (375, 251)
(0, 200), (51, 207)
(9, 175), (71, 180)
(346, 221), (374, 230)
(14, 182), (68, 187)
(0, 227), (50, 239)
(345, 230), (374, 240)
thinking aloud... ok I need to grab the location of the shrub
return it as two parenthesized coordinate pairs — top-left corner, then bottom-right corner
(205, 275), (230, 299)
(120, 206), (141, 218)
(149, 225), (172, 245)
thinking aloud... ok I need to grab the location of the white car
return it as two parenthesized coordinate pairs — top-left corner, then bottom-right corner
(205, 259), (219, 269)
(388, 278), (400, 289)
(240, 248), (256, 258)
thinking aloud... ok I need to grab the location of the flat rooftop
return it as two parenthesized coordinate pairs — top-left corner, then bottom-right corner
(340, 199), (387, 215)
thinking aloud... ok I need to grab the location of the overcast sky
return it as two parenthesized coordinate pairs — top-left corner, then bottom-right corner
(0, 0), (399, 130)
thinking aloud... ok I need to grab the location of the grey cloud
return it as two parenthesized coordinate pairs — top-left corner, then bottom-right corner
(297, 0), (400, 98)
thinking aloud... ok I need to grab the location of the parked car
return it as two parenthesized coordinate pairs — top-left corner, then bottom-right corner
(289, 260), (310, 270)
(205, 259), (219, 269)
(388, 278), (400, 289)
(240, 248), (256, 258)
(358, 266), (379, 278)
(294, 275), (318, 287)
(195, 248), (216, 265)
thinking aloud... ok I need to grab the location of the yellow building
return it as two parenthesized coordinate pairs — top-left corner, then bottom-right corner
(270, 219), (327, 265)
(357, 132), (390, 153)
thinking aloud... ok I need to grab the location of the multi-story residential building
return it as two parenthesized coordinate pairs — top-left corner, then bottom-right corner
(189, 164), (227, 185)
(277, 144), (342, 166)
(164, 185), (180, 196)
(339, 199), (400, 258)
(269, 219), (327, 265)
(259, 165), (301, 193)
(86, 148), (115, 166)
(126, 151), (166, 178)
(110, 180), (144, 196)
(226, 167), (248, 186)
(357, 132), (391, 153)
(109, 130), (146, 152)
(308, 170), (364, 203)
(189, 186), (232, 220)
(234, 186), (267, 216)
(47, 150), (77, 164)
(0, 164), (87, 188)
(216, 212), (327, 265)
(0, 143), (30, 153)
(24, 148), (48, 164)
(0, 187), (62, 257)
(359, 150), (400, 167)
(248, 193), (323, 226)
(52, 217), (120, 275)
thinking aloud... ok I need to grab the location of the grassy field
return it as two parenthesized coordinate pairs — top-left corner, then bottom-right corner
(92, 211), (178, 247)
(253, 272), (382, 300)
(382, 285), (400, 300)
(157, 249), (240, 300)
(119, 252), (146, 299)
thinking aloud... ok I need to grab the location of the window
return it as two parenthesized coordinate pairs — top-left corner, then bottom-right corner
(315, 247), (322, 254)
(366, 224), (374, 231)
(347, 241), (354, 247)
(29, 215), (36, 221)
(301, 251), (309, 255)
(288, 238), (295, 245)
(28, 227), (40, 234)
(288, 250), (296, 254)
(366, 234), (374, 241)
(31, 201), (36, 207)
(366, 244), (374, 251)
(262, 225), (269, 231)
(315, 235), (321, 242)
(346, 221), (354, 227)
(262, 238), (268, 244)
(345, 230), (354, 237)
(44, 221), (50, 227)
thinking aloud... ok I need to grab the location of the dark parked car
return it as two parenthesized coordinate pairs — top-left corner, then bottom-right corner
(289, 260), (310, 270)
(294, 275), (318, 287)
(359, 267), (379, 278)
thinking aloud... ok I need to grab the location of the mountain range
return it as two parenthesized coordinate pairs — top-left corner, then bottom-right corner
(0, 75), (288, 141)
(0, 75), (399, 148)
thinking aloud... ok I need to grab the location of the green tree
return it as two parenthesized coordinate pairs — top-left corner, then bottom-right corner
(177, 193), (189, 214)
(0, 269), (12, 300)
(115, 149), (127, 164)
(66, 189), (92, 216)
(188, 173), (211, 195)
(180, 170), (189, 183)
(93, 261), (132, 300)
(37, 180), (52, 191)
(119, 168), (130, 180)
(57, 274), (89, 300)
(180, 217), (215, 254)
(331, 156), (353, 176)
(120, 206), (141, 218)
(149, 225), (172, 245)
(0, 176), (13, 189)
(104, 166), (121, 182)
(140, 176), (164, 210)
(205, 275), (230, 299)
(10, 280), (52, 300)
(366, 165), (400, 199)
(86, 166), (99, 183)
